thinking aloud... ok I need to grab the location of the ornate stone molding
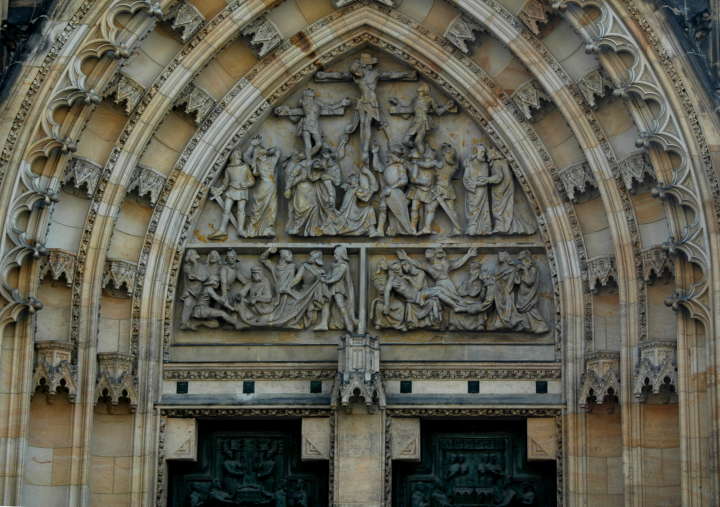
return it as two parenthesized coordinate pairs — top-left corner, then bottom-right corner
(579, 351), (620, 410)
(96, 352), (138, 408)
(174, 82), (215, 125)
(382, 368), (561, 380)
(63, 156), (102, 198)
(577, 69), (611, 108)
(386, 408), (562, 417)
(558, 161), (596, 201)
(641, 245), (673, 282)
(163, 368), (337, 380)
(444, 14), (484, 54)
(240, 14), (282, 58)
(32, 341), (77, 401)
(102, 259), (137, 297)
(511, 80), (550, 120)
(331, 334), (385, 412)
(106, 72), (145, 114)
(127, 164), (165, 206)
(39, 249), (76, 287)
(166, 1), (204, 42)
(617, 151), (654, 191)
(633, 341), (677, 401)
(586, 255), (617, 293)
(518, 0), (551, 35)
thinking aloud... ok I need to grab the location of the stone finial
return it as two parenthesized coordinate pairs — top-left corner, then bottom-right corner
(241, 15), (282, 58)
(586, 255), (617, 293)
(96, 352), (138, 409)
(444, 14), (484, 54)
(518, 0), (550, 35)
(33, 341), (77, 401)
(40, 249), (76, 286)
(175, 82), (216, 125)
(108, 73), (145, 114)
(127, 164), (165, 206)
(512, 80), (550, 121)
(577, 69), (611, 108)
(633, 341), (677, 402)
(558, 161), (596, 201)
(103, 259), (137, 297)
(579, 351), (620, 411)
(167, 1), (204, 42)
(64, 156), (103, 197)
(641, 245), (673, 282)
(331, 334), (386, 412)
(617, 152), (654, 191)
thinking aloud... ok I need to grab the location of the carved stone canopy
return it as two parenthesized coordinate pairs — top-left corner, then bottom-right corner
(331, 334), (386, 412)
(579, 351), (620, 411)
(32, 341), (77, 401)
(633, 341), (677, 403)
(96, 352), (138, 410)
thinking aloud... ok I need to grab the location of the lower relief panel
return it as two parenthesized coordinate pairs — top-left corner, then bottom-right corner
(393, 420), (556, 507)
(167, 420), (328, 506)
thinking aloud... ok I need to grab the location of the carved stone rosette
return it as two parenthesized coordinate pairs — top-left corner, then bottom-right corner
(331, 334), (386, 412)
(32, 341), (77, 401)
(96, 352), (138, 409)
(579, 351), (620, 411)
(633, 341), (677, 402)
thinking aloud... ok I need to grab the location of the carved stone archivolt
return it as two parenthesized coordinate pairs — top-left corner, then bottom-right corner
(633, 341), (677, 402)
(579, 352), (620, 411)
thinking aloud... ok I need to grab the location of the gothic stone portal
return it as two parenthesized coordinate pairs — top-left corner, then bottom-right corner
(392, 420), (556, 507)
(167, 420), (328, 507)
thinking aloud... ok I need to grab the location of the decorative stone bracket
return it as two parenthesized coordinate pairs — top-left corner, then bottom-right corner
(64, 156), (103, 198)
(633, 341), (677, 402)
(444, 14), (484, 54)
(511, 80), (551, 121)
(96, 352), (138, 409)
(127, 164), (166, 206)
(102, 259), (137, 297)
(39, 248), (76, 286)
(331, 334), (386, 412)
(32, 341), (77, 401)
(579, 351), (620, 411)
(586, 255), (617, 293)
(240, 14), (282, 58)
(558, 161), (597, 201)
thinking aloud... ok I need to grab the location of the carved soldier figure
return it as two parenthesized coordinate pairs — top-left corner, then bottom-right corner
(407, 147), (442, 235)
(321, 246), (357, 332)
(193, 254), (240, 328)
(238, 265), (275, 316)
(516, 250), (549, 333)
(463, 144), (492, 235)
(245, 135), (280, 237)
(427, 143), (462, 235)
(180, 249), (205, 330)
(315, 52), (417, 159)
(487, 146), (536, 235)
(373, 144), (413, 236)
(210, 145), (256, 239)
(220, 249), (246, 303)
(274, 88), (351, 161)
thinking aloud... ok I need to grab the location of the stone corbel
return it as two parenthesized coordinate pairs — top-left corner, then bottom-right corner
(617, 151), (654, 191)
(96, 352), (138, 409)
(331, 334), (386, 412)
(32, 341), (77, 401)
(633, 341), (677, 402)
(175, 82), (216, 125)
(511, 80), (551, 121)
(240, 14), (282, 58)
(518, 0), (551, 35)
(166, 1), (204, 42)
(558, 161), (596, 201)
(39, 248), (76, 286)
(577, 69), (611, 108)
(586, 255), (617, 293)
(444, 14), (484, 54)
(127, 164), (166, 206)
(103, 259), (137, 297)
(579, 351), (620, 411)
(640, 245), (673, 283)
(64, 156), (103, 198)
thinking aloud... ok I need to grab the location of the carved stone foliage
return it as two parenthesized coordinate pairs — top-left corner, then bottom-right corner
(106, 72), (145, 114)
(331, 334), (385, 412)
(558, 161), (596, 201)
(96, 352), (138, 408)
(578, 69), (611, 108)
(617, 151), (655, 191)
(586, 255), (617, 293)
(444, 14), (485, 54)
(103, 259), (137, 297)
(40, 249), (76, 286)
(371, 249), (550, 333)
(179, 247), (358, 333)
(512, 80), (550, 121)
(175, 82), (215, 125)
(240, 14), (282, 58)
(32, 341), (77, 401)
(166, 1), (204, 42)
(64, 156), (102, 197)
(641, 245), (674, 282)
(579, 352), (620, 411)
(128, 164), (165, 206)
(633, 341), (677, 402)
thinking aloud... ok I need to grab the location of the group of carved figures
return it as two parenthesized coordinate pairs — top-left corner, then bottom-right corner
(372, 249), (549, 333)
(180, 247), (357, 333)
(209, 52), (535, 238)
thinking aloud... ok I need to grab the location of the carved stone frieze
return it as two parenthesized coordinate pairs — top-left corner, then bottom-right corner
(444, 14), (485, 54)
(32, 341), (77, 401)
(586, 255), (617, 293)
(103, 259), (137, 297)
(96, 352), (138, 408)
(107, 72), (145, 114)
(579, 351), (620, 410)
(127, 164), (165, 206)
(641, 245), (673, 282)
(633, 341), (677, 401)
(175, 82), (215, 125)
(577, 69), (611, 108)
(331, 334), (385, 412)
(382, 368), (561, 380)
(39, 249), (76, 286)
(64, 156), (103, 198)
(617, 151), (654, 191)
(166, 1), (204, 42)
(511, 80), (550, 120)
(240, 15), (282, 58)
(558, 161), (596, 201)
(163, 368), (337, 380)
